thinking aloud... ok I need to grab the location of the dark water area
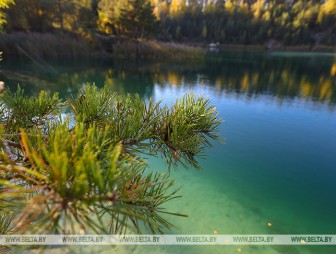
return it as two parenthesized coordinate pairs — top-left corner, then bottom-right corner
(1, 51), (336, 254)
(1, 51), (335, 107)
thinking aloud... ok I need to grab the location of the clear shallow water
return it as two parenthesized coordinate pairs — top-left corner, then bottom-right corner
(1, 51), (336, 254)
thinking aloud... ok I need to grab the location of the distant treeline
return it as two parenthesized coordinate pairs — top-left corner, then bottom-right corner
(1, 0), (336, 46)
(156, 0), (336, 45)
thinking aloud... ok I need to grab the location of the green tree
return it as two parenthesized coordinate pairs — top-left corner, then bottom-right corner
(97, 0), (117, 34)
(118, 0), (158, 38)
(0, 84), (221, 237)
(97, 0), (130, 35)
(4, 0), (96, 35)
(4, 0), (54, 32)
(56, 0), (97, 36)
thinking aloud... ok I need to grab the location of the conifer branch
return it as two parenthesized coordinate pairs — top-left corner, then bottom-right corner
(0, 84), (222, 237)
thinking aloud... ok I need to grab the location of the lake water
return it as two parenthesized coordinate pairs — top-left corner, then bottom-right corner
(1, 51), (336, 254)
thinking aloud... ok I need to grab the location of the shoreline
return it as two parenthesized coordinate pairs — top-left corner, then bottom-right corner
(0, 32), (335, 62)
(190, 42), (335, 53)
(215, 44), (336, 53)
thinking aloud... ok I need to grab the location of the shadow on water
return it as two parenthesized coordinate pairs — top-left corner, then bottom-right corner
(0, 51), (335, 109)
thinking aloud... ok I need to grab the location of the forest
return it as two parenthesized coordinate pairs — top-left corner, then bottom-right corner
(0, 0), (335, 48)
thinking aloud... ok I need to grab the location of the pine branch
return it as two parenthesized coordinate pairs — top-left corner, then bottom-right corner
(0, 84), (222, 236)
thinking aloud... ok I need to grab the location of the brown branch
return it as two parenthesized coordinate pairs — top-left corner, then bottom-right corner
(1, 139), (21, 149)
(1, 138), (19, 161)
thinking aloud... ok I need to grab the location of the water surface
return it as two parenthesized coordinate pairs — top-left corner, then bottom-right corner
(1, 51), (336, 254)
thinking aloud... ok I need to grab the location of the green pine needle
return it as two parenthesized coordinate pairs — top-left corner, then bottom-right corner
(0, 84), (222, 236)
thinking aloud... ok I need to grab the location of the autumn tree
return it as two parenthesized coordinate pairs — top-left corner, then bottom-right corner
(0, 0), (14, 31)
(169, 0), (186, 17)
(97, 0), (126, 34)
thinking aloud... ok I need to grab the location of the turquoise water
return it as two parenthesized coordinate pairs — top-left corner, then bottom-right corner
(1, 51), (336, 253)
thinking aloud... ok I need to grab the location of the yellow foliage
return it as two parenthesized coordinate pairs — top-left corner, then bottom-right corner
(331, 63), (336, 76)
(225, 0), (235, 12)
(241, 73), (249, 92)
(304, 9), (314, 20)
(252, 0), (265, 18)
(281, 12), (289, 26)
(153, 1), (168, 19)
(318, 0), (336, 22)
(319, 80), (332, 101)
(252, 73), (259, 84)
(300, 82), (313, 98)
(0, 0), (14, 9)
(104, 77), (114, 86)
(239, 2), (248, 13)
(170, 0), (186, 16)
(323, 0), (336, 14)
(168, 72), (181, 86)
(262, 11), (271, 21)
(0, 0), (14, 29)
(281, 70), (289, 82)
(293, 19), (301, 28)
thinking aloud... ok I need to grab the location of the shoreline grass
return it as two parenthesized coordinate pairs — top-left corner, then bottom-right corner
(0, 32), (93, 60)
(107, 39), (205, 62)
(1, 32), (335, 63)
